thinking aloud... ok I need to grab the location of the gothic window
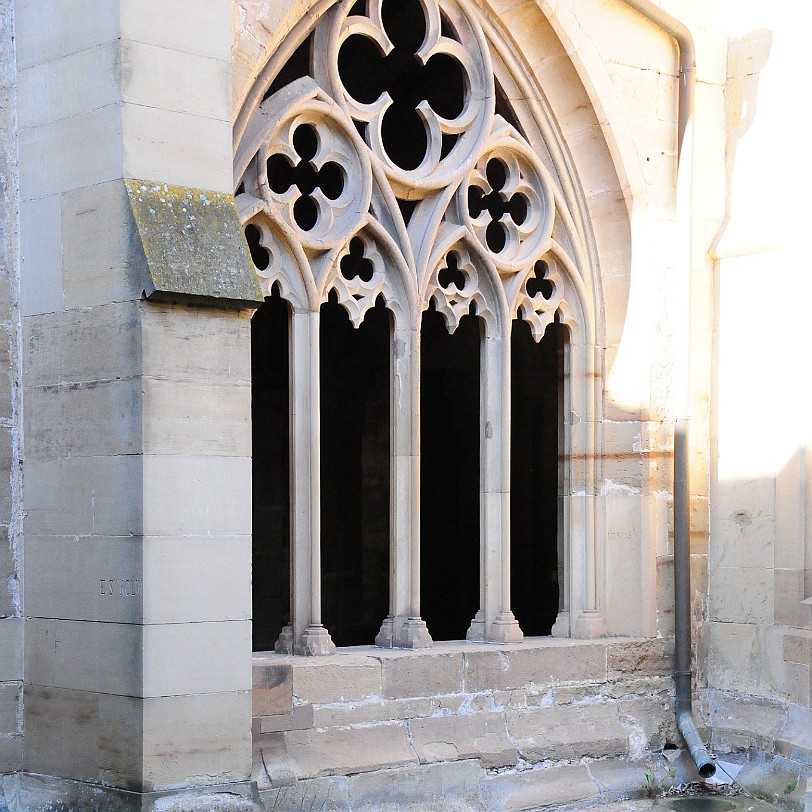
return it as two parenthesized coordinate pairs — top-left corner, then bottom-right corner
(237, 0), (599, 653)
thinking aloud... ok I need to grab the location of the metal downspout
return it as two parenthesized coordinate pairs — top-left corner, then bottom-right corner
(616, 0), (715, 779)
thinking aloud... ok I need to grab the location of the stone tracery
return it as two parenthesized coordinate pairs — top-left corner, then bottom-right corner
(236, 0), (604, 652)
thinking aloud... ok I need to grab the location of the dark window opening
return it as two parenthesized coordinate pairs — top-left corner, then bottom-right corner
(494, 79), (526, 138)
(320, 296), (391, 646)
(265, 34), (313, 101)
(252, 287), (291, 652)
(510, 317), (564, 636)
(420, 305), (480, 640)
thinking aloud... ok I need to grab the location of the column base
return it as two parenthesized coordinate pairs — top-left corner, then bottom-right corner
(466, 610), (486, 642)
(551, 610), (570, 638)
(490, 612), (524, 643)
(374, 616), (396, 648)
(399, 617), (433, 648)
(573, 610), (606, 639)
(375, 616), (433, 648)
(297, 624), (336, 656)
(0, 773), (262, 812)
(274, 625), (295, 655)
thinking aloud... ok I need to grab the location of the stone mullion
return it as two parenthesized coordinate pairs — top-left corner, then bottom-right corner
(279, 310), (335, 656)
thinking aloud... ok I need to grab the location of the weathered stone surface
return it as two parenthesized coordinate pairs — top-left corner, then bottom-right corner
(483, 764), (600, 811)
(507, 703), (628, 762)
(253, 659), (293, 718)
(380, 651), (464, 699)
(125, 180), (262, 305)
(24, 685), (143, 789)
(463, 642), (607, 693)
(349, 760), (484, 811)
(291, 656), (382, 705)
(608, 638), (672, 678)
(261, 777), (350, 812)
(709, 693), (788, 752)
(311, 696), (435, 728)
(0, 682), (21, 733)
(587, 758), (653, 801)
(0, 618), (24, 682)
(0, 732), (22, 774)
(784, 630), (812, 664)
(142, 691), (251, 791)
(775, 704), (812, 766)
(409, 712), (517, 769)
(283, 724), (416, 779)
(260, 705), (314, 735)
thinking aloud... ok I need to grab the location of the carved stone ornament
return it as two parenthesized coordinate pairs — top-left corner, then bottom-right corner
(235, 0), (578, 333)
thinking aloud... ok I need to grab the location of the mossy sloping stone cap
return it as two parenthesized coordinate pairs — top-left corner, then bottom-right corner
(126, 179), (263, 306)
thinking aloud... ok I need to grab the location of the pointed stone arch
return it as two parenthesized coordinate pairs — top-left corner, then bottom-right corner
(235, 0), (636, 648)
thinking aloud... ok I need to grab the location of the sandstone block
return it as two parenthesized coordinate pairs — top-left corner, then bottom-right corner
(142, 535), (251, 624)
(26, 617), (142, 695)
(0, 618), (22, 681)
(709, 566), (773, 624)
(122, 104), (232, 194)
(260, 777), (349, 812)
(409, 712), (517, 768)
(463, 641), (607, 692)
(142, 455), (251, 537)
(380, 651), (463, 699)
(25, 377), (142, 460)
(283, 723), (416, 779)
(0, 734), (23, 774)
(24, 455), (143, 537)
(25, 535), (143, 625)
(142, 620), (251, 696)
(14, 0), (118, 69)
(19, 106), (122, 202)
(0, 683), (20, 734)
(260, 705), (314, 735)
(292, 657), (381, 704)
(349, 760), (483, 810)
(0, 428), (11, 525)
(119, 0), (232, 61)
(709, 693), (787, 750)
(20, 194), (63, 316)
(0, 527), (14, 618)
(121, 40), (230, 122)
(23, 303), (142, 388)
(784, 630), (812, 664)
(61, 182), (146, 310)
(483, 763), (599, 811)
(311, 696), (434, 728)
(24, 685), (143, 790)
(608, 638), (672, 678)
(775, 704), (812, 766)
(507, 703), (628, 762)
(142, 377), (251, 456)
(253, 659), (293, 718)
(141, 303), (251, 384)
(18, 42), (119, 129)
(142, 691), (251, 791)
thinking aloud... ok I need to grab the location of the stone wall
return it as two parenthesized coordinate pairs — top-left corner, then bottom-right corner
(0, 0), (22, 777)
(252, 639), (682, 810)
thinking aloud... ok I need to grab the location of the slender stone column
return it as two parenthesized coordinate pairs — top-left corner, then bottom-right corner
(572, 342), (606, 638)
(282, 310), (335, 656)
(468, 330), (523, 643)
(376, 325), (431, 648)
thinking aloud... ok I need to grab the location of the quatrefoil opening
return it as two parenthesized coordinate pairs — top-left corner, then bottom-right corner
(338, 0), (465, 171)
(468, 157), (529, 254)
(266, 123), (345, 231)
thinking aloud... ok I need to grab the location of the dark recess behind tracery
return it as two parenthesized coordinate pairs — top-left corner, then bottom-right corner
(495, 79), (526, 138)
(265, 33), (313, 101)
